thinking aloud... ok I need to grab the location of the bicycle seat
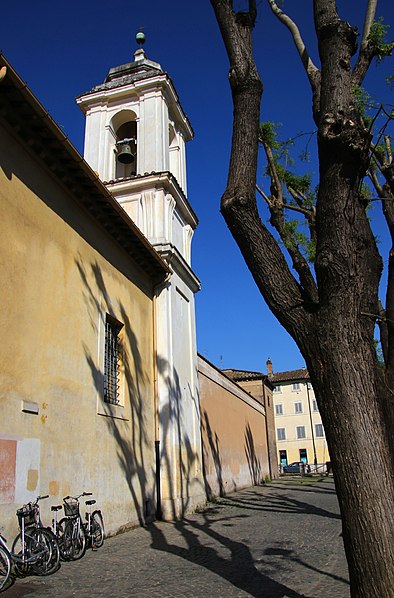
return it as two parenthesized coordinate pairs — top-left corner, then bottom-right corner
(51, 505), (62, 511)
(85, 499), (96, 506)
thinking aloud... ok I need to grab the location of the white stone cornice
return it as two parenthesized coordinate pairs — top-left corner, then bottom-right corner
(154, 242), (200, 294)
(77, 73), (193, 142)
(105, 171), (198, 230)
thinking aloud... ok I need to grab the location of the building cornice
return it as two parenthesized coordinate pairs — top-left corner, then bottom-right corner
(154, 242), (200, 294)
(105, 171), (198, 230)
(198, 355), (266, 416)
(76, 71), (193, 142)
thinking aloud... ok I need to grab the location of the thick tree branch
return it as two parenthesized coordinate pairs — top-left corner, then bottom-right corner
(353, 0), (394, 88)
(361, 0), (378, 50)
(257, 139), (318, 302)
(210, 0), (317, 336)
(268, 0), (321, 108)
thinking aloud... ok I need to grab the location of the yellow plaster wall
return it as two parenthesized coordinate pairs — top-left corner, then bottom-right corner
(234, 379), (279, 479)
(0, 124), (157, 537)
(198, 359), (270, 498)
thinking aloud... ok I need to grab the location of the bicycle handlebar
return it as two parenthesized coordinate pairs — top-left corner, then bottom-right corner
(63, 492), (93, 501)
(22, 494), (49, 508)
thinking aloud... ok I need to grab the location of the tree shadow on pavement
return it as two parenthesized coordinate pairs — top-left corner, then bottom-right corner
(148, 515), (311, 598)
(216, 488), (341, 520)
(264, 547), (349, 586)
(272, 482), (338, 495)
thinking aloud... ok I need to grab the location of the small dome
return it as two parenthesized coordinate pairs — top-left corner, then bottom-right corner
(136, 31), (146, 45)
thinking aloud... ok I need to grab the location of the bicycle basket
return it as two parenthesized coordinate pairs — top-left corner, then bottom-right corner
(17, 504), (36, 528)
(63, 498), (79, 517)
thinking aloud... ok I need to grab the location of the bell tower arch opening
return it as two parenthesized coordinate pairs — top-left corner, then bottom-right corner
(111, 109), (138, 179)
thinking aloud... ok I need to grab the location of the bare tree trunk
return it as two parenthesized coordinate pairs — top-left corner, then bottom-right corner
(210, 1), (394, 596)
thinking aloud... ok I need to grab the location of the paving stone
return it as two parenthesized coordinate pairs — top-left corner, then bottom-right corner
(3, 478), (349, 598)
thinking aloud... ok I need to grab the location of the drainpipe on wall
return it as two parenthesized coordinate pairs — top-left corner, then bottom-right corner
(152, 276), (170, 520)
(153, 290), (162, 520)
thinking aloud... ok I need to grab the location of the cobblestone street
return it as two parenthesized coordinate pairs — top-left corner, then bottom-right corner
(4, 478), (349, 598)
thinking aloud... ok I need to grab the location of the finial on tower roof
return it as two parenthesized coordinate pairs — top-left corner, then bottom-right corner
(136, 29), (146, 46)
(134, 28), (146, 62)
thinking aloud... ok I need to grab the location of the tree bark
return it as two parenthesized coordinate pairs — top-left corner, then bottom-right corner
(210, 1), (394, 596)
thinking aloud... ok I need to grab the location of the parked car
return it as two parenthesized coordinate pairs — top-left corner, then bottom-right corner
(282, 461), (310, 474)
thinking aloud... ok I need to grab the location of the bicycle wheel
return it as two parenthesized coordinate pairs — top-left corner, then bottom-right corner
(0, 546), (11, 591)
(69, 520), (86, 561)
(39, 528), (59, 575)
(30, 528), (59, 576)
(91, 512), (104, 548)
(57, 518), (73, 561)
(11, 530), (34, 577)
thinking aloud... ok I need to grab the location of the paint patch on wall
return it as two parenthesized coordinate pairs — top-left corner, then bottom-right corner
(27, 469), (39, 492)
(0, 439), (17, 504)
(49, 481), (60, 495)
(15, 438), (40, 503)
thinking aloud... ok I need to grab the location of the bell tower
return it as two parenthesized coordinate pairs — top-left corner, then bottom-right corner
(76, 33), (204, 519)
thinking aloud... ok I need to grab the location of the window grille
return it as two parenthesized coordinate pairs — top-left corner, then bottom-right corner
(104, 315), (123, 405)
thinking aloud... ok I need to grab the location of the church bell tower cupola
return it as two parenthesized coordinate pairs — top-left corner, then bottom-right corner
(76, 34), (192, 195)
(76, 33), (197, 273)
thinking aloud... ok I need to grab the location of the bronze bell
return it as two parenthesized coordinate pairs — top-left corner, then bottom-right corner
(116, 140), (135, 164)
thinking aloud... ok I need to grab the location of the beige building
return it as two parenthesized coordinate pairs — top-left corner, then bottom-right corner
(267, 360), (330, 471)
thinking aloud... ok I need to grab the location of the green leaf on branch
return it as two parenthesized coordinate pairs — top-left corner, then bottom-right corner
(368, 17), (392, 62)
(275, 163), (311, 195)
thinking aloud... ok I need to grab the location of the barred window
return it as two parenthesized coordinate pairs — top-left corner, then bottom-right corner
(104, 315), (123, 405)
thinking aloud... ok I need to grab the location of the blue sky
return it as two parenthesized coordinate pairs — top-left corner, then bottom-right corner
(1, 1), (393, 374)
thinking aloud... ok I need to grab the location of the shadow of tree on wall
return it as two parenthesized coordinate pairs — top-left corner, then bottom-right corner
(200, 409), (224, 499)
(76, 255), (202, 525)
(244, 423), (263, 486)
(76, 256), (151, 524)
(156, 354), (201, 519)
(201, 415), (267, 500)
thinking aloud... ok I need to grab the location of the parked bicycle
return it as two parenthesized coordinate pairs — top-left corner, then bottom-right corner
(0, 538), (11, 592)
(48, 503), (72, 562)
(60, 492), (104, 561)
(11, 495), (60, 576)
(0, 499), (58, 591)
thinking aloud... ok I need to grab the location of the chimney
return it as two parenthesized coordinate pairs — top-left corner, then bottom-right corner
(266, 358), (273, 377)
